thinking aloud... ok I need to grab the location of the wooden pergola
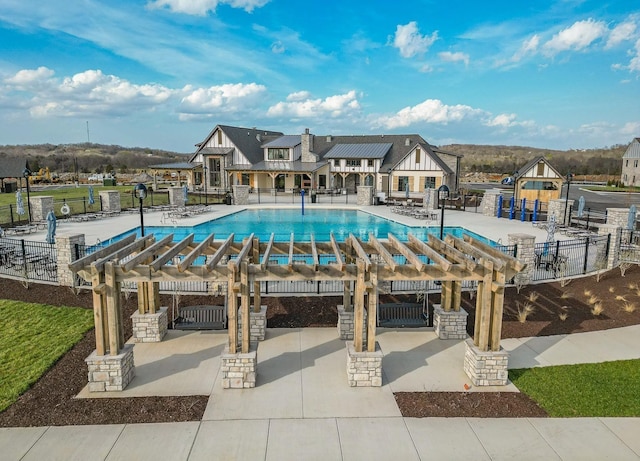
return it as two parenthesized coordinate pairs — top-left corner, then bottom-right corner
(70, 232), (525, 358)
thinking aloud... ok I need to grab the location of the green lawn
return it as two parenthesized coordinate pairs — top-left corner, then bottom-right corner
(510, 359), (640, 417)
(0, 300), (94, 412)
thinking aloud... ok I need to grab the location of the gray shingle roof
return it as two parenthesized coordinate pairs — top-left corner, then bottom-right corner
(262, 135), (301, 148)
(0, 157), (28, 179)
(323, 143), (392, 159)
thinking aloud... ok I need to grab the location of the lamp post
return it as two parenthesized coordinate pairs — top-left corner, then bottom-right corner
(387, 168), (392, 200)
(135, 183), (147, 237)
(203, 165), (208, 206)
(22, 168), (32, 224)
(437, 184), (450, 239)
(513, 170), (518, 201)
(563, 172), (573, 225)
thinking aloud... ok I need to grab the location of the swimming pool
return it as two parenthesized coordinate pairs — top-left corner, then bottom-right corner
(110, 209), (495, 245)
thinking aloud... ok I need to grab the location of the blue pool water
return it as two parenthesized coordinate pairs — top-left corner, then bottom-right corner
(110, 209), (495, 245)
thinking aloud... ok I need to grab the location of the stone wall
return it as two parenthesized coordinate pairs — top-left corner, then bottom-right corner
(508, 233), (536, 285)
(29, 196), (54, 222)
(221, 344), (257, 389)
(238, 305), (267, 342)
(463, 339), (508, 386)
(606, 207), (637, 229)
(346, 341), (382, 387)
(99, 191), (121, 213)
(433, 305), (468, 340)
(85, 344), (135, 392)
(233, 185), (250, 206)
(598, 224), (621, 269)
(168, 187), (186, 207)
(55, 233), (85, 287)
(548, 199), (573, 225)
(357, 186), (373, 206)
(131, 306), (168, 343)
(424, 188), (438, 210)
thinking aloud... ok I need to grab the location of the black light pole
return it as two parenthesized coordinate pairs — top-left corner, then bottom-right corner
(135, 183), (147, 237)
(437, 184), (450, 239)
(387, 168), (392, 200)
(513, 170), (519, 201)
(22, 168), (32, 224)
(563, 173), (573, 225)
(203, 165), (208, 206)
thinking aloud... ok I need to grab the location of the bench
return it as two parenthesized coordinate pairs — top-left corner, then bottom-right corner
(174, 305), (226, 330)
(378, 303), (427, 327)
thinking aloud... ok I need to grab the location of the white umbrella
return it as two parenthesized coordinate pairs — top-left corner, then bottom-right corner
(16, 191), (25, 216)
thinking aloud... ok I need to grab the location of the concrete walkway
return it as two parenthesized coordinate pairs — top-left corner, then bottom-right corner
(4, 325), (640, 460)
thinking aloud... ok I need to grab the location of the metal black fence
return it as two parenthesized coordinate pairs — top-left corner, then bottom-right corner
(532, 235), (610, 282)
(0, 237), (58, 283)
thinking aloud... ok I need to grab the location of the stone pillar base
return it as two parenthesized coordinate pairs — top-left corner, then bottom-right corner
(221, 344), (258, 389)
(85, 344), (135, 392)
(337, 305), (367, 340)
(131, 306), (168, 343)
(433, 305), (468, 339)
(463, 339), (509, 386)
(346, 341), (382, 387)
(238, 305), (267, 342)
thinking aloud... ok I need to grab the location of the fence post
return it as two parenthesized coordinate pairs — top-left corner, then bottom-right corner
(56, 233), (86, 287)
(508, 234), (535, 285)
(598, 224), (621, 269)
(583, 237), (589, 274)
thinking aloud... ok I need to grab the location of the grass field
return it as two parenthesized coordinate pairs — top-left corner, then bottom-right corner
(0, 300), (94, 412)
(510, 359), (640, 417)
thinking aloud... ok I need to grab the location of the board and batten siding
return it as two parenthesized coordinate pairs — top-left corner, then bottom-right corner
(520, 161), (561, 179)
(203, 128), (251, 166)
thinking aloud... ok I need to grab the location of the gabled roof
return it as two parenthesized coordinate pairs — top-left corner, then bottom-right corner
(515, 156), (563, 179)
(323, 143), (392, 159)
(192, 125), (283, 164)
(263, 135), (301, 148)
(622, 138), (640, 159)
(0, 157), (28, 179)
(148, 162), (197, 170)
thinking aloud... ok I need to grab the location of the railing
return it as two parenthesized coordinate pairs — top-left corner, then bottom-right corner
(619, 229), (640, 265)
(532, 235), (610, 282)
(0, 237), (58, 284)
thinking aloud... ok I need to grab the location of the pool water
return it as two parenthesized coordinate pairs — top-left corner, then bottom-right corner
(110, 209), (495, 245)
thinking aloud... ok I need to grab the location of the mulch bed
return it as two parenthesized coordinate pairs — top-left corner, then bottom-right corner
(1, 265), (639, 425)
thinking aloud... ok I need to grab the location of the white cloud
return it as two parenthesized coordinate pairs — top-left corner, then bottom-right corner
(286, 91), (311, 101)
(606, 19), (637, 49)
(4, 66), (55, 89)
(179, 83), (267, 115)
(621, 121), (640, 135)
(271, 41), (285, 54)
(267, 91), (361, 118)
(511, 35), (540, 62)
(485, 114), (518, 127)
(146, 0), (269, 15)
(629, 38), (640, 72)
(376, 99), (483, 129)
(392, 22), (439, 58)
(438, 51), (470, 66)
(543, 19), (607, 56)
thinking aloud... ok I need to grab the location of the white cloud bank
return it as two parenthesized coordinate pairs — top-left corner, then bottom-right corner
(392, 22), (439, 58)
(267, 90), (361, 118)
(543, 19), (607, 56)
(146, 0), (269, 15)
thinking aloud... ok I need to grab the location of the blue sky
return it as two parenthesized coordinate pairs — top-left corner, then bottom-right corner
(0, 0), (638, 153)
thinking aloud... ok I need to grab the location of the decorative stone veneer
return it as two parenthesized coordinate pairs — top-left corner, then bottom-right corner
(357, 186), (373, 206)
(85, 344), (135, 392)
(482, 189), (502, 217)
(424, 188), (438, 210)
(131, 306), (168, 343)
(548, 199), (574, 225)
(221, 344), (257, 389)
(29, 195), (54, 222)
(463, 339), (509, 386)
(346, 341), (383, 387)
(233, 185), (250, 205)
(99, 191), (121, 213)
(337, 305), (367, 340)
(606, 207), (637, 229)
(55, 233), (85, 287)
(238, 305), (267, 342)
(168, 187), (186, 207)
(508, 233), (536, 285)
(433, 305), (468, 339)
(598, 224), (621, 269)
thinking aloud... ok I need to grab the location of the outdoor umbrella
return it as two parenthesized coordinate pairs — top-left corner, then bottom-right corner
(88, 186), (95, 206)
(46, 210), (57, 244)
(405, 182), (409, 199)
(15, 190), (25, 216)
(628, 205), (637, 230)
(577, 196), (585, 218)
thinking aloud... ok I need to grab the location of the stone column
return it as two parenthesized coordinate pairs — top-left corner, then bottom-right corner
(168, 187), (186, 207)
(357, 185), (373, 206)
(598, 224), (621, 269)
(29, 196), (54, 222)
(606, 208), (636, 229)
(233, 185), (250, 205)
(99, 191), (121, 213)
(346, 341), (382, 387)
(85, 344), (135, 392)
(424, 188), (438, 210)
(131, 306), (168, 343)
(238, 305), (267, 342)
(337, 305), (367, 340)
(481, 189), (501, 217)
(548, 199), (573, 225)
(463, 339), (509, 386)
(508, 233), (536, 285)
(221, 344), (257, 389)
(55, 233), (85, 287)
(433, 305), (468, 339)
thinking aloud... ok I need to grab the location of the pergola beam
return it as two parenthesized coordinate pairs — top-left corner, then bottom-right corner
(121, 234), (175, 272)
(407, 234), (452, 271)
(387, 234), (425, 272)
(348, 234), (371, 271)
(330, 232), (344, 271)
(310, 234), (319, 271)
(206, 233), (235, 270)
(426, 235), (477, 272)
(179, 233), (214, 272)
(261, 233), (275, 269)
(69, 233), (139, 272)
(150, 233), (195, 271)
(368, 233), (397, 271)
(445, 235), (505, 271)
